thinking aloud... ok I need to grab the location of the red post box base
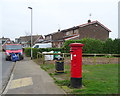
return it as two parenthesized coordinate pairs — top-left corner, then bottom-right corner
(70, 78), (82, 88)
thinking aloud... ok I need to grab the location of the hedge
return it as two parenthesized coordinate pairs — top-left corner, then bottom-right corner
(103, 38), (120, 54)
(63, 38), (120, 54)
(63, 38), (104, 53)
(24, 38), (120, 58)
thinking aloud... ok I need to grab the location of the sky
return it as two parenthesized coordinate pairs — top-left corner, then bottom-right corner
(1, 0), (119, 40)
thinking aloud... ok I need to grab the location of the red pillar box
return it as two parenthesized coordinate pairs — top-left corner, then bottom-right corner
(69, 43), (84, 88)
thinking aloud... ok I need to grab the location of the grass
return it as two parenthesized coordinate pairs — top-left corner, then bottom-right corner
(34, 58), (118, 94)
(78, 64), (118, 94)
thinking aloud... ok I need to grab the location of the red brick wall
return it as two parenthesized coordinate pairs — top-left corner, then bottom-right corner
(52, 32), (64, 40)
(79, 23), (109, 40)
(53, 41), (63, 48)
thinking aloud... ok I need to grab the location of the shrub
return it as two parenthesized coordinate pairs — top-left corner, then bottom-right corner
(63, 38), (104, 53)
(103, 38), (114, 54)
(112, 39), (120, 54)
(103, 38), (120, 54)
(24, 48), (31, 57)
(63, 38), (120, 54)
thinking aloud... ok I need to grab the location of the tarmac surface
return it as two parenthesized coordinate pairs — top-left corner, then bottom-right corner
(1, 52), (15, 94)
(0, 52), (2, 94)
(3, 57), (65, 95)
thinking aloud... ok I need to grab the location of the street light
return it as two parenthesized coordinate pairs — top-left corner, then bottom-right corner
(28, 7), (33, 59)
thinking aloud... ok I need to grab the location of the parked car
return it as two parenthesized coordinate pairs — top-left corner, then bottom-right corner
(32, 43), (52, 48)
(5, 44), (24, 61)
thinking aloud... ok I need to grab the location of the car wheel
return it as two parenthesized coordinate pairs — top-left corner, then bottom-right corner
(6, 58), (8, 61)
(19, 55), (24, 60)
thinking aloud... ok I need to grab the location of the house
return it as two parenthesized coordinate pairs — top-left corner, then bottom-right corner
(0, 37), (13, 50)
(44, 34), (53, 43)
(45, 20), (111, 48)
(15, 38), (21, 44)
(0, 37), (10, 44)
(17, 35), (44, 48)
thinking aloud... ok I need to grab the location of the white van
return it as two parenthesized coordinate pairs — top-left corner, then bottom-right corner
(32, 43), (52, 48)
(32, 43), (53, 60)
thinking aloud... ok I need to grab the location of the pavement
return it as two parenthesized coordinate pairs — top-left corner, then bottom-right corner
(2, 57), (66, 95)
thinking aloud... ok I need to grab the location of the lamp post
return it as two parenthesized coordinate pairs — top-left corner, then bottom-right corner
(28, 7), (33, 59)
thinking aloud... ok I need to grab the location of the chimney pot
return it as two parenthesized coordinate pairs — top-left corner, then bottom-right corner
(88, 19), (91, 23)
(58, 29), (60, 32)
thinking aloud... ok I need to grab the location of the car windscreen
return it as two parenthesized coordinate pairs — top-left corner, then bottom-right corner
(6, 45), (22, 50)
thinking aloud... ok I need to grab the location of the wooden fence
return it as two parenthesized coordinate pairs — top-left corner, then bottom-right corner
(37, 52), (120, 64)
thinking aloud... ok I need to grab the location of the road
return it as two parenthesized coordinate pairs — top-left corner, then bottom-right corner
(0, 52), (15, 94)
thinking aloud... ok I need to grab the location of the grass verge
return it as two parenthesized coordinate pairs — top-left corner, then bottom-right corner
(34, 59), (118, 94)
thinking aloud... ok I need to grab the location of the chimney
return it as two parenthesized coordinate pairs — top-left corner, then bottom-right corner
(88, 19), (91, 23)
(58, 29), (60, 32)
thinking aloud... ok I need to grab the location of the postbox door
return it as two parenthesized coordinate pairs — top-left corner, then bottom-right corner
(71, 49), (82, 78)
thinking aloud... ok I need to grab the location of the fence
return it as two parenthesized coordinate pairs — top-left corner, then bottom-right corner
(37, 52), (119, 64)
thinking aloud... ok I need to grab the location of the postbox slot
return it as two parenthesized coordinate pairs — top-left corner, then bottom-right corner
(71, 48), (77, 50)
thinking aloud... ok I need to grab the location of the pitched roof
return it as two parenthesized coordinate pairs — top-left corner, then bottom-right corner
(45, 20), (111, 36)
(0, 37), (9, 41)
(19, 35), (43, 43)
(78, 20), (111, 32)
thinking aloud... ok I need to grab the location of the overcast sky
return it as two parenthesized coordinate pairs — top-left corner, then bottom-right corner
(1, 0), (119, 40)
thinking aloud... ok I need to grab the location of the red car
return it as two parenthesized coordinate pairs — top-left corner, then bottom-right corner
(5, 44), (24, 61)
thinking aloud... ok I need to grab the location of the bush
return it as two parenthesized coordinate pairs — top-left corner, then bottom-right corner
(103, 38), (114, 54)
(63, 38), (104, 53)
(103, 38), (120, 54)
(24, 48), (31, 57)
(63, 38), (120, 54)
(113, 39), (120, 54)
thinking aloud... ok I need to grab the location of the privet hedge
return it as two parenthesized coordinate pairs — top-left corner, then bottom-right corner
(103, 38), (120, 54)
(24, 38), (120, 58)
(63, 38), (120, 54)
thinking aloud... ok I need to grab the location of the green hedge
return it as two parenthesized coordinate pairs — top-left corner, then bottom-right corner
(63, 38), (104, 53)
(24, 47), (64, 59)
(24, 38), (120, 58)
(63, 38), (120, 54)
(103, 38), (120, 54)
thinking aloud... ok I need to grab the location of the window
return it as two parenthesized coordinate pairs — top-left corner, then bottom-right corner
(66, 32), (70, 35)
(74, 29), (79, 34)
(34, 45), (39, 48)
(50, 35), (52, 39)
(66, 30), (73, 36)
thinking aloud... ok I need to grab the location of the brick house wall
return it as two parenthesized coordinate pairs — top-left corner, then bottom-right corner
(78, 23), (109, 40)
(64, 28), (79, 37)
(45, 34), (52, 41)
(52, 31), (64, 40)
(52, 40), (63, 48)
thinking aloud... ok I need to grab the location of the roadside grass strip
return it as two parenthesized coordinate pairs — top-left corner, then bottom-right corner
(37, 60), (118, 94)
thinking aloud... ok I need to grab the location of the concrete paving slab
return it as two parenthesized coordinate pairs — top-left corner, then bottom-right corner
(5, 57), (65, 94)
